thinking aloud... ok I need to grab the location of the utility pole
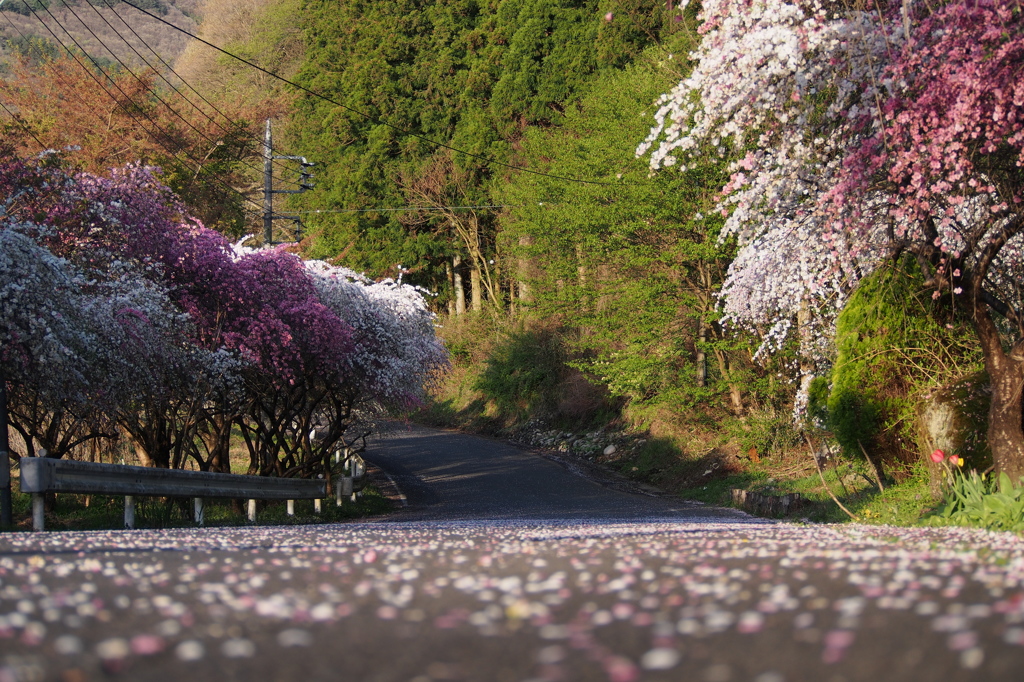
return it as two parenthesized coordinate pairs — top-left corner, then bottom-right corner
(262, 119), (316, 246)
(263, 119), (274, 245)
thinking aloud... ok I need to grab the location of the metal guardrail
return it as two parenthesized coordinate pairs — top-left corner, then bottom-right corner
(19, 456), (366, 532)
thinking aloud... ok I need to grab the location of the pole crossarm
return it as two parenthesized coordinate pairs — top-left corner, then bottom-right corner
(263, 120), (315, 244)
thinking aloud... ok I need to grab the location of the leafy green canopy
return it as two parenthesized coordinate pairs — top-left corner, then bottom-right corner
(289, 0), (665, 288)
(495, 29), (764, 413)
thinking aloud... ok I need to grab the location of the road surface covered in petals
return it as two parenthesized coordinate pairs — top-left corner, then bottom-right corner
(1, 428), (1024, 681)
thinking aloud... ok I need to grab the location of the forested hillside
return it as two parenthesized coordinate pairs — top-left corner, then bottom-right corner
(0, 1), (200, 66)
(275, 0), (1024, 525)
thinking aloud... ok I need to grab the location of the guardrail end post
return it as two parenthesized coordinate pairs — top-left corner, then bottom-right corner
(286, 500), (295, 516)
(194, 498), (204, 526)
(314, 498), (321, 514)
(247, 499), (257, 523)
(124, 496), (135, 530)
(32, 493), (44, 532)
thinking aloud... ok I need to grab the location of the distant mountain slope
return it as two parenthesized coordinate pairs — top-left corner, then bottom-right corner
(173, 0), (302, 112)
(0, 1), (201, 67)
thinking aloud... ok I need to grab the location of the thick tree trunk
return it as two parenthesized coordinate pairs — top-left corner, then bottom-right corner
(975, 309), (1024, 481)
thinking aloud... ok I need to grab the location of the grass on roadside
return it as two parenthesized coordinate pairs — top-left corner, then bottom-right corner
(609, 435), (936, 526)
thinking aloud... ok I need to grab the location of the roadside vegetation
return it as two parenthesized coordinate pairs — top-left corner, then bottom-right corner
(3, 0), (1024, 532)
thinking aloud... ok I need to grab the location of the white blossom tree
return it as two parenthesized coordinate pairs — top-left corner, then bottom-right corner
(640, 0), (1024, 477)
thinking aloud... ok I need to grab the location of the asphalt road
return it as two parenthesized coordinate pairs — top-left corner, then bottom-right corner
(360, 422), (742, 522)
(1, 426), (1024, 681)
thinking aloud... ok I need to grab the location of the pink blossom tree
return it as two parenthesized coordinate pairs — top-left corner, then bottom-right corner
(641, 0), (1024, 477)
(2, 147), (448, 490)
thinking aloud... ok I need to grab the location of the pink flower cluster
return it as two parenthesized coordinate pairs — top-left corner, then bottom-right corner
(931, 449), (964, 467)
(1, 152), (447, 471)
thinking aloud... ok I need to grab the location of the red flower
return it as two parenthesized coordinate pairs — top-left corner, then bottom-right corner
(930, 449), (946, 463)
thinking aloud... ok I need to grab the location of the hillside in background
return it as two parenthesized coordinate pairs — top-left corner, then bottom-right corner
(173, 0), (302, 113)
(0, 1), (200, 67)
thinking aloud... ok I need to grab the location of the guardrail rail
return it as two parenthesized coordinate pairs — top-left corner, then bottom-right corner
(19, 456), (367, 531)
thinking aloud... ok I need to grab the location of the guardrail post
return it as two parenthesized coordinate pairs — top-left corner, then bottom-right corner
(286, 500), (295, 516)
(336, 477), (353, 506)
(124, 496), (135, 529)
(314, 498), (321, 514)
(247, 499), (257, 523)
(32, 493), (44, 532)
(194, 498), (204, 526)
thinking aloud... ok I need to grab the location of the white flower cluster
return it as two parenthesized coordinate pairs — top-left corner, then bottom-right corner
(306, 260), (449, 409)
(1, 224), (239, 418)
(638, 0), (902, 354)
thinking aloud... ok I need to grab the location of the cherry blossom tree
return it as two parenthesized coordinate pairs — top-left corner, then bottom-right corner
(640, 0), (1024, 477)
(2, 147), (448, 490)
(1, 152), (239, 471)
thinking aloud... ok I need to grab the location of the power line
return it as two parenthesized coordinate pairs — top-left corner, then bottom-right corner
(23, 5), (266, 221)
(59, 0), (300, 190)
(293, 204), (531, 214)
(119, 0), (643, 189)
(88, 0), (306, 187)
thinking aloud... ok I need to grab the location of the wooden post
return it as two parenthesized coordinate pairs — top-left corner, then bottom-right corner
(247, 499), (257, 523)
(194, 498), (204, 526)
(124, 496), (135, 529)
(286, 500), (295, 516)
(314, 498), (322, 514)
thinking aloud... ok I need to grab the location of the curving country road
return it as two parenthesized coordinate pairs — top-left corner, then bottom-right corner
(1, 426), (1023, 681)
(361, 422), (742, 522)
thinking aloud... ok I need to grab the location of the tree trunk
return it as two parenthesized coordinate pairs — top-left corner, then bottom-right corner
(696, 320), (708, 388)
(446, 260), (456, 316)
(453, 255), (466, 315)
(517, 235), (535, 304)
(204, 413), (233, 474)
(974, 309), (1024, 481)
(797, 297), (815, 386)
(470, 263), (482, 312)
(712, 347), (745, 415)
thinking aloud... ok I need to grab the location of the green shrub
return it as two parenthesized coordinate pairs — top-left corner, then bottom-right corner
(928, 469), (1024, 533)
(474, 329), (566, 423)
(818, 258), (981, 468)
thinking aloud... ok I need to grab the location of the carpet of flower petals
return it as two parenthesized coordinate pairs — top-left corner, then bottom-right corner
(2, 520), (1024, 681)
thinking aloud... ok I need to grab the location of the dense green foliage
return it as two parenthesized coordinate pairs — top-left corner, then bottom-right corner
(289, 0), (675, 298)
(285, 1), (802, 455)
(474, 328), (568, 423)
(810, 260), (982, 471)
(496, 32), (764, 419)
